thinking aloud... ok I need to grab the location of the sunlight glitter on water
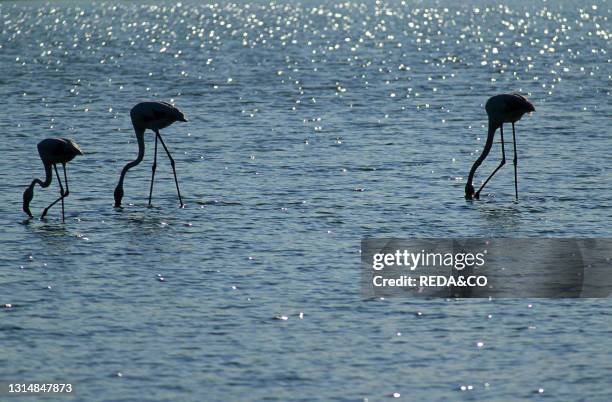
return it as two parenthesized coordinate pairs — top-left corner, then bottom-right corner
(1, 1), (610, 401)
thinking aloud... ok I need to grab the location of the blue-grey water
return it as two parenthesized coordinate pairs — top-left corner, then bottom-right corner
(1, 0), (611, 400)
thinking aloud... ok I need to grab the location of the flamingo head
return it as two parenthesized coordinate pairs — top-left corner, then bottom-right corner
(465, 183), (476, 200)
(114, 185), (124, 208)
(23, 185), (34, 218)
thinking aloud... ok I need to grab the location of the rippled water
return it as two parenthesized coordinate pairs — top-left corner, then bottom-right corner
(1, 0), (611, 400)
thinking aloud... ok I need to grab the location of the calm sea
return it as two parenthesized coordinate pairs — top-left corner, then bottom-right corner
(1, 0), (610, 400)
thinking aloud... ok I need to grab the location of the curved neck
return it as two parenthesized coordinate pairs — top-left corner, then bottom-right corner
(23, 162), (52, 217)
(466, 120), (498, 189)
(114, 127), (145, 206)
(32, 162), (53, 189)
(117, 128), (145, 187)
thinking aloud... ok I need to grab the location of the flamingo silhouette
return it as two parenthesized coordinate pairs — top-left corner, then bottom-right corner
(465, 94), (535, 200)
(114, 101), (187, 208)
(23, 138), (84, 221)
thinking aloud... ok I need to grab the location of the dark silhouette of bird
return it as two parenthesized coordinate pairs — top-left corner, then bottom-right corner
(23, 138), (83, 221)
(465, 93), (535, 200)
(113, 101), (188, 208)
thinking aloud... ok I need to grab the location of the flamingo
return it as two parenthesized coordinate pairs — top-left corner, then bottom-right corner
(114, 101), (188, 208)
(23, 138), (84, 221)
(465, 93), (535, 200)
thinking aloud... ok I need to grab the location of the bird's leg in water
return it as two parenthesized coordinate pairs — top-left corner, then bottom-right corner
(512, 123), (518, 200)
(148, 134), (158, 207)
(58, 165), (64, 221)
(62, 163), (70, 197)
(61, 163), (70, 220)
(156, 130), (184, 207)
(475, 125), (506, 199)
(41, 164), (67, 221)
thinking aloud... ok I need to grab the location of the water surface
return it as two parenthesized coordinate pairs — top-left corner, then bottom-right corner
(1, 1), (611, 400)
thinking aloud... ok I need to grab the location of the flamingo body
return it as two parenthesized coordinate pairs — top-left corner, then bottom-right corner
(486, 93), (535, 126)
(465, 94), (535, 200)
(114, 101), (187, 208)
(37, 138), (83, 165)
(23, 138), (83, 220)
(130, 101), (187, 131)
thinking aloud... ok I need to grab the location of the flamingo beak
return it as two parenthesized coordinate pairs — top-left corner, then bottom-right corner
(23, 186), (34, 218)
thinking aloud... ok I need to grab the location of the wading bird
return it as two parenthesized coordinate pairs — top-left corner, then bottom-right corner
(465, 93), (535, 200)
(23, 138), (84, 221)
(114, 101), (187, 208)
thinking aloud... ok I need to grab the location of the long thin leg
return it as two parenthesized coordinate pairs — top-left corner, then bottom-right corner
(512, 123), (518, 200)
(62, 163), (70, 219)
(63, 163), (69, 196)
(148, 134), (158, 206)
(475, 124), (506, 199)
(41, 164), (67, 221)
(59, 165), (64, 220)
(156, 130), (184, 207)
